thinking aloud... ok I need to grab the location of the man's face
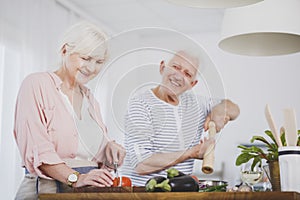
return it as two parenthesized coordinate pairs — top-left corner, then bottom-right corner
(160, 53), (198, 96)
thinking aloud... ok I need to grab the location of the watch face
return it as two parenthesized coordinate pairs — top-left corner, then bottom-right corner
(68, 173), (78, 182)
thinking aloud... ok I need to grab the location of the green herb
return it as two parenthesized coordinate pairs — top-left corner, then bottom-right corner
(199, 184), (227, 192)
(236, 130), (300, 170)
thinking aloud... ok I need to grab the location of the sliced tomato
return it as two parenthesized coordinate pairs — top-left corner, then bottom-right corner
(112, 177), (120, 187)
(190, 175), (199, 183)
(112, 176), (132, 187)
(120, 176), (132, 187)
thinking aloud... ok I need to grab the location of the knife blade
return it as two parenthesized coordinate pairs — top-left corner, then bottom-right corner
(113, 162), (121, 187)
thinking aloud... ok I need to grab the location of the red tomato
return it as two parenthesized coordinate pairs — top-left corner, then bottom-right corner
(190, 175), (199, 183)
(112, 177), (120, 187)
(112, 176), (132, 187)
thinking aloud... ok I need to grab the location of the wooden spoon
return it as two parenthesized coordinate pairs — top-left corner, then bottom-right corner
(283, 108), (298, 146)
(265, 104), (282, 147)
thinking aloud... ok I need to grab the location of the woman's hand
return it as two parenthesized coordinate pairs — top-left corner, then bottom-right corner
(105, 140), (126, 167)
(74, 168), (113, 188)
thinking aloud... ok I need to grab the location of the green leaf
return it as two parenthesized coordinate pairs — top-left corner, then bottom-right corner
(235, 129), (300, 169)
(268, 143), (278, 153)
(236, 153), (253, 166)
(250, 136), (272, 149)
(251, 157), (262, 170)
(280, 133), (286, 146)
(265, 130), (278, 146)
(237, 145), (249, 150)
(297, 131), (300, 146)
(250, 146), (264, 154)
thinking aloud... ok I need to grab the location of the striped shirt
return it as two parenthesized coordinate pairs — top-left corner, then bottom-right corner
(122, 89), (217, 186)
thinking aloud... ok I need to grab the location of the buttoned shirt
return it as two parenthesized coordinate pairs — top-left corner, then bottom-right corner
(13, 72), (108, 179)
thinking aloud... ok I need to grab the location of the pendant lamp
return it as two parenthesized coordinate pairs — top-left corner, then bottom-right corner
(167, 0), (263, 8)
(219, 0), (300, 56)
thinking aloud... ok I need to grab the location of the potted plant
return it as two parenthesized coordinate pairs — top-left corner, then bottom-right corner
(235, 129), (300, 191)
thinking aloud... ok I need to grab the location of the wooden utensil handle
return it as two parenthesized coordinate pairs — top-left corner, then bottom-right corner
(202, 121), (216, 174)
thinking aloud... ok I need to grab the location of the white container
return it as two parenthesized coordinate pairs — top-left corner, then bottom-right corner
(278, 146), (300, 192)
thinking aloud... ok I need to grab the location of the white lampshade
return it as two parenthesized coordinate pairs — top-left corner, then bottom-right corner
(167, 0), (263, 8)
(219, 0), (300, 56)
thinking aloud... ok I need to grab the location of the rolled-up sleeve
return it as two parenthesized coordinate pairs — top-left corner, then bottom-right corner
(13, 75), (64, 179)
(124, 98), (154, 168)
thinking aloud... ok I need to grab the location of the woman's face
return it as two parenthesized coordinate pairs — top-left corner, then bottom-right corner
(63, 49), (106, 85)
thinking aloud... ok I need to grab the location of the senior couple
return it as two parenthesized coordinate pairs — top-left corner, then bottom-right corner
(14, 21), (239, 199)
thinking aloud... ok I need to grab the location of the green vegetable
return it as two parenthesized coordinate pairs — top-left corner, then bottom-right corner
(166, 168), (185, 178)
(155, 175), (199, 192)
(235, 130), (300, 170)
(199, 184), (227, 192)
(145, 176), (167, 192)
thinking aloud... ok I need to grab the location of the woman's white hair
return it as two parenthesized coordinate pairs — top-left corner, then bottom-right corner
(60, 21), (108, 58)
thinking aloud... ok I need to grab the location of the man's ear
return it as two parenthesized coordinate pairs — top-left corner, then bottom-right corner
(159, 60), (165, 74)
(190, 79), (198, 88)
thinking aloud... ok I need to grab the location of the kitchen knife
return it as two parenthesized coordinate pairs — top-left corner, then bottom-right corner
(113, 162), (122, 187)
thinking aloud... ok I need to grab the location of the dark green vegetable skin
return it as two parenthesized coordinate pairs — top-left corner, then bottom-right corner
(145, 168), (199, 192)
(155, 175), (199, 192)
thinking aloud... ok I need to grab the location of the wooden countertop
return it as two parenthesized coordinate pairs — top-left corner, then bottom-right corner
(39, 191), (300, 200)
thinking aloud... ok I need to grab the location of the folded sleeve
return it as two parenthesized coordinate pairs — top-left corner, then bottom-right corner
(196, 95), (222, 116)
(124, 97), (154, 168)
(13, 74), (64, 179)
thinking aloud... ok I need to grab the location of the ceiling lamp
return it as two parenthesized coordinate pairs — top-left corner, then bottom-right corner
(167, 0), (263, 8)
(219, 0), (300, 56)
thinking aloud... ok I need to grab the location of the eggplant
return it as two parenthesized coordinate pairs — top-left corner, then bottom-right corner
(166, 168), (185, 178)
(145, 176), (167, 192)
(155, 175), (199, 192)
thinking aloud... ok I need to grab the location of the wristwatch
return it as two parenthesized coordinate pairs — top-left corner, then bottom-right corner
(67, 171), (80, 187)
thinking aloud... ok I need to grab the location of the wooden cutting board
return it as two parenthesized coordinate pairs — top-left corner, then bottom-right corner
(40, 191), (300, 200)
(72, 186), (146, 193)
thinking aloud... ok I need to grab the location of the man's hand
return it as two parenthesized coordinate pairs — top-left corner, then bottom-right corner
(185, 137), (215, 159)
(204, 99), (240, 132)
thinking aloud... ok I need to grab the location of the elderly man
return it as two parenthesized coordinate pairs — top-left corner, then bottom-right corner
(122, 50), (240, 186)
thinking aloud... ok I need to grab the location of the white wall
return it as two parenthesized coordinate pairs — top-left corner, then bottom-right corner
(1, 1), (300, 198)
(0, 0), (81, 198)
(191, 32), (300, 185)
(97, 29), (300, 186)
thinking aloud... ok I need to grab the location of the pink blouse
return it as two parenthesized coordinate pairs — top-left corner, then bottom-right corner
(13, 72), (109, 179)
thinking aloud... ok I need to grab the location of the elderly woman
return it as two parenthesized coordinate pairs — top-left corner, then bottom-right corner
(14, 21), (125, 199)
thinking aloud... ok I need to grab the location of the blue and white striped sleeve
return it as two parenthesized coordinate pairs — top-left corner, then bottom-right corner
(124, 97), (154, 168)
(197, 95), (222, 116)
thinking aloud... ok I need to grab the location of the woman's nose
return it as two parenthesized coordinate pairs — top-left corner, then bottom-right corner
(86, 61), (96, 73)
